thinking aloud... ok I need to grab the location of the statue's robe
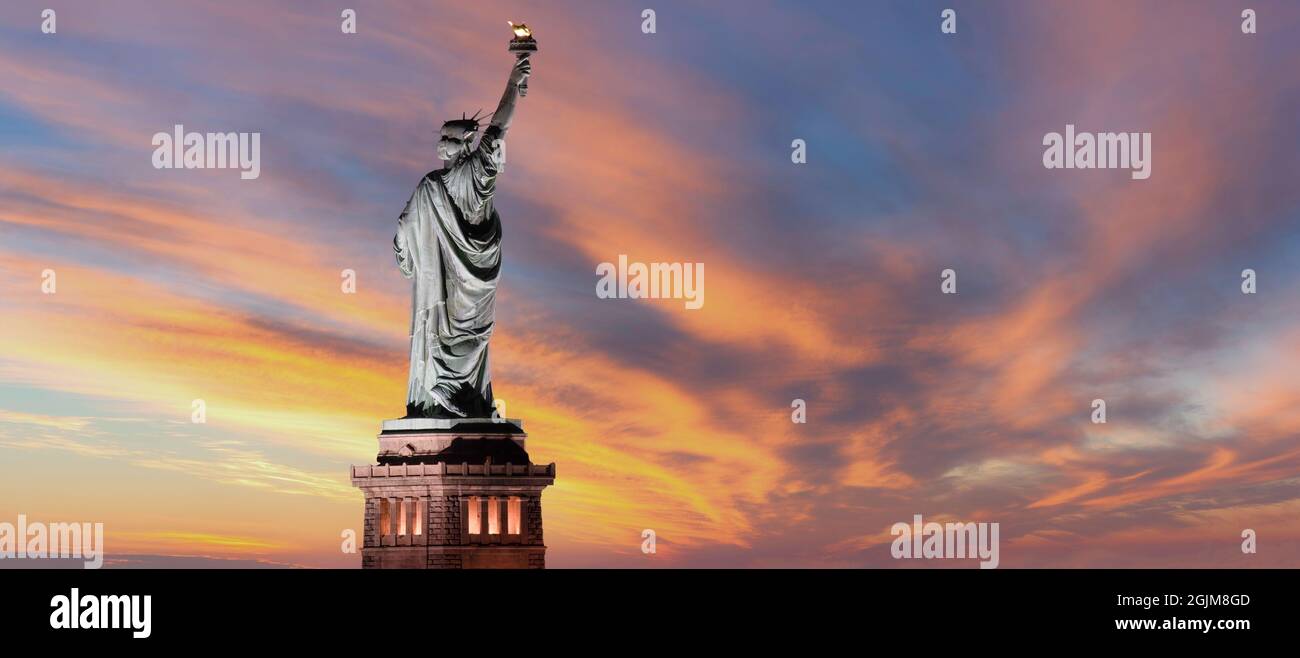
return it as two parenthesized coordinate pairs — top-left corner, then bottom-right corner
(394, 127), (505, 417)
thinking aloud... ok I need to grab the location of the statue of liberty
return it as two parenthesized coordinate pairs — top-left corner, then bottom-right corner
(393, 50), (531, 419)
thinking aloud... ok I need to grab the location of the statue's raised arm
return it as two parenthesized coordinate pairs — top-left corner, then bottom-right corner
(489, 55), (531, 138)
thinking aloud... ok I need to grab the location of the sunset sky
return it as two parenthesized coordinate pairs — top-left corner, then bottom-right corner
(2, 0), (1299, 568)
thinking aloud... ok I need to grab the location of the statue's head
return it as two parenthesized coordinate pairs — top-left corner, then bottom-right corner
(437, 112), (485, 161)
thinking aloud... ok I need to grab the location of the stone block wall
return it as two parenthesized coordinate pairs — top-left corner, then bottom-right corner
(363, 496), (380, 549)
(427, 494), (461, 545)
(526, 496), (543, 544)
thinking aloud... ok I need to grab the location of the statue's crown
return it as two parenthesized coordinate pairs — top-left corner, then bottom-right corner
(442, 109), (488, 138)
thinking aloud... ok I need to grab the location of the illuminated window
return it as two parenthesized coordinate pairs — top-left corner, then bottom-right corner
(488, 497), (501, 535)
(379, 497), (391, 536)
(507, 497), (521, 535)
(413, 498), (425, 536)
(467, 496), (482, 535)
(398, 498), (409, 536)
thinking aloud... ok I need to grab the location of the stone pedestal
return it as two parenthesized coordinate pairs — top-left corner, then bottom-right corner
(351, 418), (556, 569)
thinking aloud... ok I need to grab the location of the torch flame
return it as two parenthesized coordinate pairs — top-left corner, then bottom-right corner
(507, 21), (531, 38)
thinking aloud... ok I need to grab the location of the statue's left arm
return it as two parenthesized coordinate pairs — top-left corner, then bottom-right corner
(393, 192), (416, 279)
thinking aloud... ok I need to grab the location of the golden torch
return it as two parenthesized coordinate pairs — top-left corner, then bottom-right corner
(507, 21), (537, 97)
